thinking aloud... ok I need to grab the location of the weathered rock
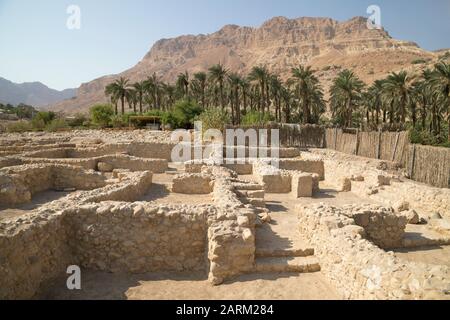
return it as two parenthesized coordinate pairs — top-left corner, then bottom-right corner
(402, 210), (420, 225)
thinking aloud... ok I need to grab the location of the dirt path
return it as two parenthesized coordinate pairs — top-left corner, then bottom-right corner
(0, 190), (73, 221)
(38, 270), (340, 300)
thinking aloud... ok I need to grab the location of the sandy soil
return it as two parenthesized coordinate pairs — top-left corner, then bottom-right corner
(394, 246), (450, 267)
(0, 190), (73, 221)
(38, 270), (340, 300)
(139, 171), (213, 205)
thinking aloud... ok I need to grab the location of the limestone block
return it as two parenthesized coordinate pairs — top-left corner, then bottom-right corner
(393, 200), (410, 213)
(402, 210), (420, 225)
(172, 174), (213, 194)
(291, 173), (313, 198)
(260, 174), (292, 193)
(336, 177), (352, 192)
(97, 161), (114, 172)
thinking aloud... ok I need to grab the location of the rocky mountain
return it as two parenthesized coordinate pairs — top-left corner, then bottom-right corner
(0, 77), (76, 107)
(48, 16), (439, 114)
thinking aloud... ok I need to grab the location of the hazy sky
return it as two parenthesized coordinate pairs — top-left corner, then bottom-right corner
(0, 0), (449, 90)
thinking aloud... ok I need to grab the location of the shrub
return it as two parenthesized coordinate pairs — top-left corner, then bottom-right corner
(68, 113), (89, 128)
(90, 104), (114, 128)
(30, 111), (56, 130)
(171, 100), (203, 129)
(121, 112), (137, 124)
(31, 118), (46, 131)
(241, 111), (274, 126)
(110, 115), (128, 128)
(196, 108), (231, 132)
(411, 58), (427, 65)
(409, 127), (449, 147)
(45, 119), (68, 132)
(6, 121), (33, 133)
(33, 111), (56, 124)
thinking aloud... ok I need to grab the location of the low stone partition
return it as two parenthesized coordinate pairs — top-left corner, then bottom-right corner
(278, 159), (325, 180)
(22, 142), (175, 161)
(298, 203), (450, 299)
(66, 202), (211, 274)
(0, 164), (107, 206)
(95, 155), (168, 173)
(171, 173), (214, 194)
(0, 143), (76, 157)
(252, 161), (292, 193)
(0, 209), (73, 300)
(207, 166), (256, 284)
(302, 150), (450, 219)
(77, 170), (153, 203)
(0, 201), (212, 299)
(0, 164), (258, 299)
(15, 147), (169, 174)
(223, 146), (300, 159)
(253, 161), (318, 196)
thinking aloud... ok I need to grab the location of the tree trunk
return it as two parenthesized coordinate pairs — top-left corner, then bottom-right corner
(121, 96), (125, 115)
(448, 119), (450, 142)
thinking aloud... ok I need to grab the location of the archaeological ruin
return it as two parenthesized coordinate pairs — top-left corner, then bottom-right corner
(0, 129), (449, 300)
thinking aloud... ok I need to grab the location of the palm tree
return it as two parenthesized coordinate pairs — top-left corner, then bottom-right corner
(280, 86), (293, 123)
(248, 66), (269, 114)
(133, 81), (146, 114)
(290, 66), (324, 124)
(192, 72), (208, 108)
(105, 77), (132, 115)
(383, 71), (415, 124)
(208, 63), (228, 110)
(367, 79), (385, 127)
(176, 71), (190, 98)
(228, 73), (242, 124)
(161, 83), (176, 110)
(105, 83), (118, 114)
(431, 62), (450, 141)
(240, 78), (251, 114)
(330, 70), (365, 127)
(269, 74), (283, 122)
(127, 89), (137, 113)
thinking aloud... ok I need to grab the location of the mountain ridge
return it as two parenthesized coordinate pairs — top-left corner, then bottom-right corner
(47, 16), (438, 114)
(0, 77), (76, 107)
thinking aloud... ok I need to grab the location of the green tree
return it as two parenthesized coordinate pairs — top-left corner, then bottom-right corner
(209, 63), (229, 110)
(105, 77), (132, 114)
(133, 81), (146, 114)
(383, 71), (415, 124)
(330, 70), (365, 127)
(248, 66), (269, 113)
(431, 62), (450, 141)
(90, 104), (114, 128)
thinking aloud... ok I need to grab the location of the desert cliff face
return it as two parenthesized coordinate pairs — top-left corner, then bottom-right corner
(48, 16), (437, 114)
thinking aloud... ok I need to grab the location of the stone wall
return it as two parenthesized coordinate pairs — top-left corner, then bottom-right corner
(207, 168), (256, 284)
(0, 164), (258, 299)
(66, 202), (211, 274)
(0, 164), (107, 206)
(278, 159), (325, 180)
(172, 173), (214, 194)
(0, 210), (73, 300)
(298, 203), (450, 300)
(303, 150), (450, 219)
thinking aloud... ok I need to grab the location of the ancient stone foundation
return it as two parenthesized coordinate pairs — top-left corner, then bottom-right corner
(298, 203), (450, 300)
(0, 164), (258, 299)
